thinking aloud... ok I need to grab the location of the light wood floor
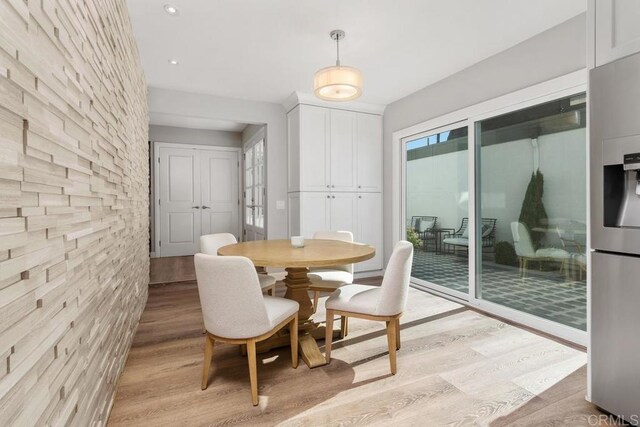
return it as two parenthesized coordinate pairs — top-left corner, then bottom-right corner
(108, 256), (610, 426)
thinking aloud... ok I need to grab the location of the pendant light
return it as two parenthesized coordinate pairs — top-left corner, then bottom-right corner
(314, 30), (363, 102)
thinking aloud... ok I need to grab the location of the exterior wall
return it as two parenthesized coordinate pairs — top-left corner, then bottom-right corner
(406, 128), (587, 244)
(0, 0), (148, 425)
(384, 14), (587, 262)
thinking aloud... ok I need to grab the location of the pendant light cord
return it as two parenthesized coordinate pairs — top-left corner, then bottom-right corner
(336, 35), (341, 67)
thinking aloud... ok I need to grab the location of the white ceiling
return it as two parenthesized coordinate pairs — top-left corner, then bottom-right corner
(128, 0), (585, 107)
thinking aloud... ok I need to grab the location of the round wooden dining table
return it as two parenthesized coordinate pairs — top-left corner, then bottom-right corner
(218, 239), (375, 368)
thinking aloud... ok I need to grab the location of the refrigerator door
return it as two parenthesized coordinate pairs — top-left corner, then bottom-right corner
(591, 251), (640, 425)
(590, 51), (640, 255)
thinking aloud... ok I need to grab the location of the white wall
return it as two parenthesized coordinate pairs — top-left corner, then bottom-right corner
(148, 88), (288, 240)
(150, 124), (242, 147)
(384, 14), (587, 262)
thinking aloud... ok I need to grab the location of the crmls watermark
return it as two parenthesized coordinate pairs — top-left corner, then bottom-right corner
(587, 414), (639, 425)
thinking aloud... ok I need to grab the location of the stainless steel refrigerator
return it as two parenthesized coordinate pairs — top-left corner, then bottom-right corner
(590, 51), (640, 425)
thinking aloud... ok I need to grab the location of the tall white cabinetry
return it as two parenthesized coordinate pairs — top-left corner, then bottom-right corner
(287, 101), (383, 272)
(591, 0), (640, 67)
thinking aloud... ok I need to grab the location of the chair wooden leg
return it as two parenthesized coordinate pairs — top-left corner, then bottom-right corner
(289, 315), (298, 369)
(325, 309), (334, 363)
(395, 318), (401, 350)
(201, 335), (214, 390)
(247, 339), (258, 406)
(386, 320), (398, 375)
(267, 285), (275, 296)
(340, 316), (348, 338)
(313, 291), (319, 314)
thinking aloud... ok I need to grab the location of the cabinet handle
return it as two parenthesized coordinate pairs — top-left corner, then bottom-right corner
(358, 196), (362, 199)
(326, 195), (330, 199)
(326, 185), (330, 188)
(331, 185), (335, 188)
(192, 206), (200, 209)
(202, 205), (211, 209)
(358, 185), (361, 188)
(332, 195), (335, 199)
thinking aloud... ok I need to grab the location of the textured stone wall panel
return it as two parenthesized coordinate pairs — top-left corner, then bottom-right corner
(0, 0), (148, 425)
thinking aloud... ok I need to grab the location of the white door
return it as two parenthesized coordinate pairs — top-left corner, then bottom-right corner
(300, 192), (329, 238)
(356, 192), (383, 272)
(329, 109), (357, 192)
(158, 147), (201, 257)
(158, 145), (240, 257)
(329, 192), (356, 233)
(299, 106), (330, 191)
(243, 138), (266, 241)
(201, 149), (240, 241)
(356, 113), (382, 192)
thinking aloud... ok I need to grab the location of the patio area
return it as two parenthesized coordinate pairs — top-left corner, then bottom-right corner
(411, 248), (587, 331)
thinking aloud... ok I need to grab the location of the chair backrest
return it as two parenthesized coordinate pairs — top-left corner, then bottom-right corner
(410, 216), (437, 233)
(377, 241), (414, 316)
(194, 253), (270, 338)
(510, 222), (535, 257)
(313, 230), (354, 274)
(200, 233), (237, 255)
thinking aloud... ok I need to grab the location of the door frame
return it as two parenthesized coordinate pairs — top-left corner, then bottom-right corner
(391, 69), (588, 345)
(242, 128), (268, 241)
(153, 141), (242, 257)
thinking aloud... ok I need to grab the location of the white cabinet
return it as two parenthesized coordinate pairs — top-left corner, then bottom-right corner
(287, 99), (383, 272)
(594, 0), (640, 67)
(288, 105), (381, 192)
(288, 191), (383, 272)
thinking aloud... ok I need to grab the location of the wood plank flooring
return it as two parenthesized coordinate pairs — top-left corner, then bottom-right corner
(108, 256), (611, 426)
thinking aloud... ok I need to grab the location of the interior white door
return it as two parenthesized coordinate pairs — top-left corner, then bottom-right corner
(201, 149), (240, 241)
(158, 147), (201, 257)
(300, 192), (329, 238)
(329, 192), (357, 233)
(329, 109), (357, 191)
(243, 138), (266, 241)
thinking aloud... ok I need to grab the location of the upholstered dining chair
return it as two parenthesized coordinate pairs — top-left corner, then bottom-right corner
(308, 231), (354, 318)
(324, 241), (413, 375)
(200, 233), (277, 295)
(510, 222), (571, 277)
(195, 254), (299, 405)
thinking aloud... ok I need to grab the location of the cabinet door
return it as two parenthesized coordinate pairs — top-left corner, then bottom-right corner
(299, 106), (330, 191)
(356, 113), (382, 192)
(329, 109), (357, 192)
(355, 193), (383, 272)
(329, 192), (357, 233)
(596, 0), (640, 66)
(299, 192), (330, 238)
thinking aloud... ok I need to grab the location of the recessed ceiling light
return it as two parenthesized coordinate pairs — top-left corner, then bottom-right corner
(168, 59), (179, 65)
(164, 4), (179, 15)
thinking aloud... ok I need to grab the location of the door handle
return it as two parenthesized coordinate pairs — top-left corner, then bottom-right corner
(192, 206), (200, 209)
(202, 206), (211, 209)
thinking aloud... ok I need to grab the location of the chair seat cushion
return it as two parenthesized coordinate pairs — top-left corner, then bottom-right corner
(325, 284), (381, 316)
(263, 296), (299, 332)
(308, 269), (353, 284)
(258, 274), (277, 289)
(443, 237), (469, 246)
(534, 248), (571, 259)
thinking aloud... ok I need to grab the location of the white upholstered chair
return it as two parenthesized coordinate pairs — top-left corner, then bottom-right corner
(195, 253), (299, 405)
(324, 241), (413, 374)
(510, 222), (571, 277)
(308, 231), (354, 314)
(200, 233), (277, 295)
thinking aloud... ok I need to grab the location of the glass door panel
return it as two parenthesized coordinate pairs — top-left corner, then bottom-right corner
(404, 125), (469, 296)
(243, 139), (266, 240)
(476, 93), (587, 330)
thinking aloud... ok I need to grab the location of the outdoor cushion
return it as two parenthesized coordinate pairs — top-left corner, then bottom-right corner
(442, 237), (469, 247)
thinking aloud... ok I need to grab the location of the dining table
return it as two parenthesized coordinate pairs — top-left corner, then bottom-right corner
(218, 238), (375, 368)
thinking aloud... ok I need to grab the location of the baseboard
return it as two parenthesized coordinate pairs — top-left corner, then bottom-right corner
(354, 269), (385, 279)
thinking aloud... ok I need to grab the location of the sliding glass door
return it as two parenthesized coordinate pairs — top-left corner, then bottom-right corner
(476, 93), (587, 331)
(401, 84), (588, 339)
(404, 124), (469, 298)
